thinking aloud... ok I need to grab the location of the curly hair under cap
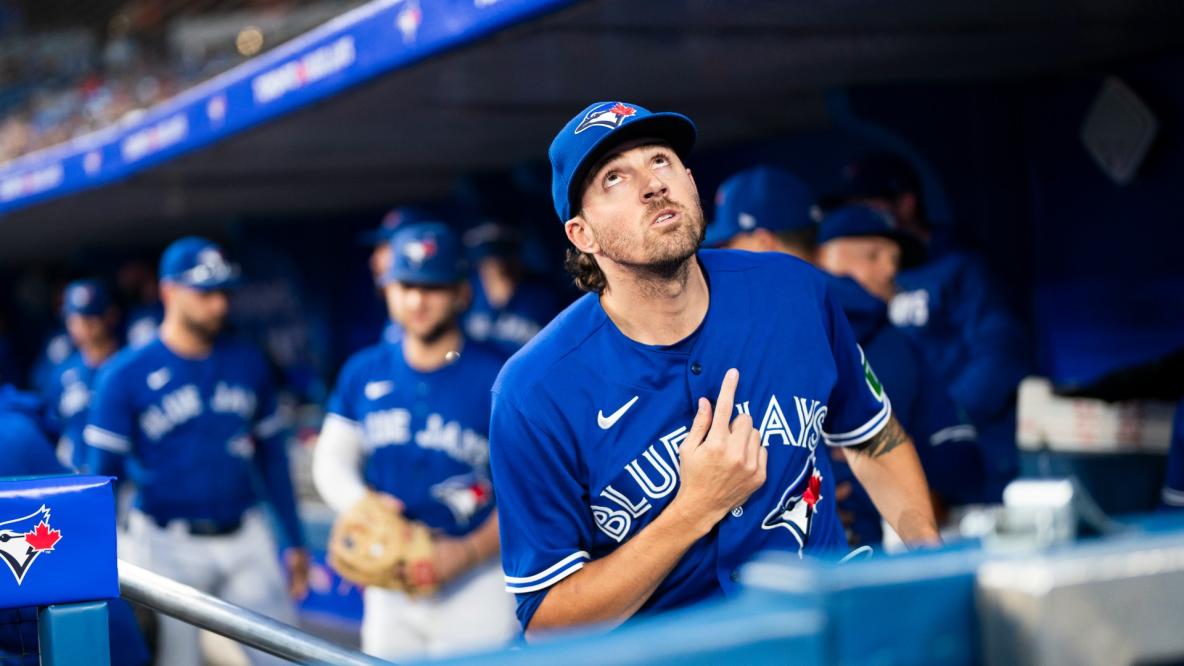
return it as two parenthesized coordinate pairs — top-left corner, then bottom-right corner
(564, 247), (607, 294)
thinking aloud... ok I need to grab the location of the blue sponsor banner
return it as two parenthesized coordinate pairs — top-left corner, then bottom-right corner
(0, 0), (575, 216)
(0, 476), (118, 609)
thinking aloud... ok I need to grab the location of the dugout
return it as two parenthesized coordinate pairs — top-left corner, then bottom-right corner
(0, 0), (1182, 400)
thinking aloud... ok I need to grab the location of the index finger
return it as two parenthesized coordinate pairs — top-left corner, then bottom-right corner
(712, 368), (739, 431)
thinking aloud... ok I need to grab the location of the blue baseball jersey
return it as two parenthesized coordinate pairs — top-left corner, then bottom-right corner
(490, 250), (892, 630)
(83, 337), (304, 547)
(827, 276), (983, 545)
(0, 385), (66, 476)
(1162, 400), (1184, 511)
(125, 304), (163, 350)
(890, 252), (1029, 425)
(326, 338), (507, 537)
(30, 330), (74, 394)
(43, 352), (108, 471)
(463, 277), (564, 356)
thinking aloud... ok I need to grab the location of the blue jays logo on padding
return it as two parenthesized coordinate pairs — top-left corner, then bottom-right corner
(574, 102), (637, 134)
(0, 505), (63, 585)
(761, 456), (822, 557)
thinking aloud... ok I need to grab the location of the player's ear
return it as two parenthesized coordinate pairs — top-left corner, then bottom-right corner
(565, 216), (598, 254)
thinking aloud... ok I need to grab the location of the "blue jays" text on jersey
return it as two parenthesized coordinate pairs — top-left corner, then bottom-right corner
(83, 337), (303, 547)
(489, 250), (892, 629)
(326, 339), (507, 537)
(44, 352), (105, 471)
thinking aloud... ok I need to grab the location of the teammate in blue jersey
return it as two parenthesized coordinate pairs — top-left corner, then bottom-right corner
(84, 237), (309, 666)
(707, 167), (983, 545)
(836, 153), (1030, 499)
(0, 385), (63, 477)
(814, 205), (985, 539)
(490, 102), (940, 635)
(43, 280), (121, 471)
(462, 221), (563, 355)
(314, 222), (516, 660)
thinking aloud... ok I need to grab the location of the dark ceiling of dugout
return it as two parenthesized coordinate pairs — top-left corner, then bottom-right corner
(1, 0), (1182, 259)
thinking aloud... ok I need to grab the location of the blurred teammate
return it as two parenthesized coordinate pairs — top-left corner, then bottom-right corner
(43, 280), (120, 471)
(462, 221), (563, 356)
(84, 237), (309, 666)
(491, 102), (939, 635)
(314, 223), (516, 660)
(708, 167), (983, 544)
(835, 153), (1029, 499)
(815, 205), (985, 536)
(116, 259), (164, 350)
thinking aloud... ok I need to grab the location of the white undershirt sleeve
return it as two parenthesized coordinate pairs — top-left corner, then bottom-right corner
(311, 413), (369, 514)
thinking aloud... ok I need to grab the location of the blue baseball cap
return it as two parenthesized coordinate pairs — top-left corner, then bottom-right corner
(834, 152), (920, 201)
(61, 279), (112, 318)
(159, 237), (240, 291)
(704, 166), (819, 247)
(383, 222), (467, 286)
(359, 205), (444, 246)
(817, 205), (925, 268)
(549, 101), (697, 222)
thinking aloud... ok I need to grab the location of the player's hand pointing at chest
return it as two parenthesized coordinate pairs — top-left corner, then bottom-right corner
(669, 368), (767, 535)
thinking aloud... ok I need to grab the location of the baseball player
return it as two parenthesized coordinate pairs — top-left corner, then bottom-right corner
(43, 279), (121, 471)
(489, 101), (940, 635)
(813, 205), (985, 540)
(706, 168), (983, 545)
(313, 222), (517, 660)
(834, 152), (1030, 500)
(462, 221), (564, 355)
(360, 207), (446, 346)
(84, 237), (309, 666)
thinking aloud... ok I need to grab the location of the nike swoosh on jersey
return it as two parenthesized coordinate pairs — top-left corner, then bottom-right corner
(364, 380), (395, 400)
(146, 368), (171, 390)
(597, 395), (639, 430)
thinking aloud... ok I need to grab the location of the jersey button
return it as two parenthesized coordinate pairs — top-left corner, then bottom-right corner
(690, 362), (702, 375)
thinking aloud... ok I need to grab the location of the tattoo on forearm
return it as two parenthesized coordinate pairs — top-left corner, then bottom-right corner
(849, 416), (909, 459)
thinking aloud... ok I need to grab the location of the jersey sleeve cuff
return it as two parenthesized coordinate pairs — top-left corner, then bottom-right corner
(83, 425), (131, 453)
(504, 551), (590, 594)
(822, 397), (892, 447)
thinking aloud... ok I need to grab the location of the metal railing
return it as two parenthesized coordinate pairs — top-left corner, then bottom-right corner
(118, 560), (388, 666)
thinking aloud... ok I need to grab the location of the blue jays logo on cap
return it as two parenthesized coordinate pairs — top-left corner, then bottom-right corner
(61, 279), (112, 318)
(402, 236), (438, 267)
(761, 456), (822, 557)
(70, 286), (92, 309)
(0, 505), (63, 585)
(160, 236), (241, 290)
(385, 222), (466, 285)
(574, 102), (638, 134)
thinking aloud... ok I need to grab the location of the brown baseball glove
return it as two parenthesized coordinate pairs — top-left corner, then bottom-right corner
(327, 492), (436, 596)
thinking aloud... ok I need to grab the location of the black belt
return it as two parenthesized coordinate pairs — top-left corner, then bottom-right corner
(149, 515), (242, 536)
